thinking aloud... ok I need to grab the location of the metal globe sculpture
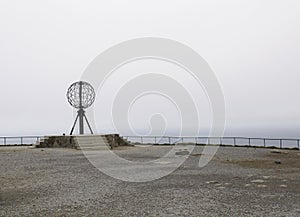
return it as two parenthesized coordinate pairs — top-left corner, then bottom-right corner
(67, 81), (95, 109)
(67, 81), (95, 135)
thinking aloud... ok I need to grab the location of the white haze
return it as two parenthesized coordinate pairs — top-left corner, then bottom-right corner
(0, 0), (299, 138)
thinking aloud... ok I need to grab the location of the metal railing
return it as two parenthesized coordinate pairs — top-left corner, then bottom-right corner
(1, 135), (299, 150)
(123, 136), (300, 150)
(0, 136), (42, 146)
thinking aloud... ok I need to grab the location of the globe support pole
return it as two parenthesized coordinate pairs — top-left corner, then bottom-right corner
(70, 114), (79, 135)
(84, 113), (94, 134)
(78, 109), (84, 135)
(79, 81), (84, 135)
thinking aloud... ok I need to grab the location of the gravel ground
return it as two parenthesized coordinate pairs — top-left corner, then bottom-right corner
(0, 145), (299, 217)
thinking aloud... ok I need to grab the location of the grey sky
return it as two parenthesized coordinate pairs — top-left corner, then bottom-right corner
(0, 0), (299, 137)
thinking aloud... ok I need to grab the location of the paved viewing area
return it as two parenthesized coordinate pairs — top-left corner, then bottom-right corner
(0, 145), (299, 216)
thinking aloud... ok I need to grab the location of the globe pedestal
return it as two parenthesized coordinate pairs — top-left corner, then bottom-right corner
(70, 108), (94, 135)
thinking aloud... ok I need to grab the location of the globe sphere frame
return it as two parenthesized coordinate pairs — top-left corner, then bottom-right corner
(67, 81), (95, 109)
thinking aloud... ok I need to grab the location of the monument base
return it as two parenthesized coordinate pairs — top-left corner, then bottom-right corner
(35, 134), (131, 150)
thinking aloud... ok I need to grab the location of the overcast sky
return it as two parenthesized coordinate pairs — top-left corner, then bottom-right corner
(0, 0), (299, 138)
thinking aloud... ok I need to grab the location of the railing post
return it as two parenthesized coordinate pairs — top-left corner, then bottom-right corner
(248, 138), (251, 147)
(280, 139), (282, 149)
(154, 137), (157, 144)
(4, 137), (6, 146)
(21, 137), (23, 145)
(141, 137), (143, 144)
(220, 138), (222, 145)
(234, 138), (236, 146)
(264, 139), (266, 147)
(298, 140), (300, 150)
(168, 137), (171, 145)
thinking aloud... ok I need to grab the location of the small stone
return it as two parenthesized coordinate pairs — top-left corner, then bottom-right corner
(271, 151), (288, 154)
(245, 184), (251, 187)
(280, 185), (287, 188)
(191, 153), (202, 156)
(251, 179), (265, 183)
(257, 184), (267, 188)
(166, 208), (174, 214)
(271, 151), (282, 154)
(275, 161), (281, 164)
(206, 181), (218, 184)
(262, 176), (270, 179)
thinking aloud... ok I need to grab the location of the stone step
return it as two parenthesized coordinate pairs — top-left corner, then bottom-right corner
(77, 143), (106, 145)
(77, 142), (107, 145)
(75, 138), (108, 143)
(78, 145), (108, 148)
(76, 146), (110, 151)
(75, 136), (110, 150)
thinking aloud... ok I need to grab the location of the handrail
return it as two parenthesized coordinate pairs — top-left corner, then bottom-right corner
(123, 135), (300, 141)
(123, 136), (300, 150)
(0, 136), (43, 146)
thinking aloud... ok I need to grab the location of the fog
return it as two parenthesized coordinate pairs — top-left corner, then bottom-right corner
(0, 0), (299, 138)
